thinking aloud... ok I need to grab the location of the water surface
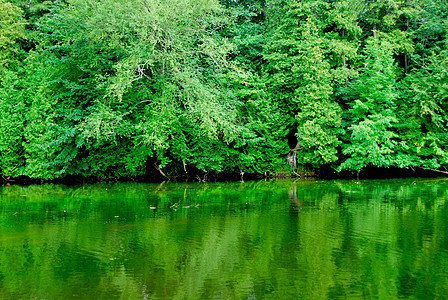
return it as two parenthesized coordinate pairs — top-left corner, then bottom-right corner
(1, 178), (448, 299)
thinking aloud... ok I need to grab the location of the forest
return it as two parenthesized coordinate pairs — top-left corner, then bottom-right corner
(0, 0), (447, 182)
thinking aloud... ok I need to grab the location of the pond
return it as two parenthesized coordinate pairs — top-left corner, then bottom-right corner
(1, 178), (448, 299)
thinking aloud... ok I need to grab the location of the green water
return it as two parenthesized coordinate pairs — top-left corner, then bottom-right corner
(1, 178), (448, 299)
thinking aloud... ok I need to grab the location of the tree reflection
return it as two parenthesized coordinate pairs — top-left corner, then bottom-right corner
(0, 179), (448, 298)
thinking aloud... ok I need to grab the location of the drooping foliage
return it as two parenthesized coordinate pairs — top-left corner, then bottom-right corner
(0, 0), (287, 180)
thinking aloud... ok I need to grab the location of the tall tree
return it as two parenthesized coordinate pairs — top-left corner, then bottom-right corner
(338, 39), (400, 173)
(0, 0), (26, 177)
(397, 47), (448, 170)
(264, 0), (342, 167)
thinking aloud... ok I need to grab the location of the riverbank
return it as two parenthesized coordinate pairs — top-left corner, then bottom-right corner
(2, 165), (445, 186)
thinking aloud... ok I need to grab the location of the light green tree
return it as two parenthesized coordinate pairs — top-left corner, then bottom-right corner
(339, 40), (400, 173)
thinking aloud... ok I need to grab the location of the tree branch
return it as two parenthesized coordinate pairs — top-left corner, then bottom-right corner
(421, 168), (448, 175)
(153, 163), (169, 179)
(142, 0), (151, 13)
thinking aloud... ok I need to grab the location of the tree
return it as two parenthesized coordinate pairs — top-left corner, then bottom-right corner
(0, 0), (25, 70)
(15, 0), (287, 180)
(397, 47), (448, 170)
(264, 1), (342, 167)
(0, 71), (25, 176)
(339, 40), (401, 173)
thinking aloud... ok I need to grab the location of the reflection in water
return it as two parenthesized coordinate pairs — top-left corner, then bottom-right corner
(0, 179), (448, 298)
(288, 182), (300, 216)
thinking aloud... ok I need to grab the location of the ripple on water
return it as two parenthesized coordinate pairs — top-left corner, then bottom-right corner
(2, 179), (448, 299)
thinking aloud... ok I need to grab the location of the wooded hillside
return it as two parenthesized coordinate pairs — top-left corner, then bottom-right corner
(1, 0), (447, 181)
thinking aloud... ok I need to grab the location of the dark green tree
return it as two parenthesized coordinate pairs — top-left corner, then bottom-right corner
(264, 0), (342, 167)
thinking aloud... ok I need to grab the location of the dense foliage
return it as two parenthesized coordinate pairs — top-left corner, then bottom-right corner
(0, 0), (447, 181)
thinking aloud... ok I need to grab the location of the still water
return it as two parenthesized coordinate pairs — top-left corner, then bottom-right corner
(1, 178), (448, 299)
